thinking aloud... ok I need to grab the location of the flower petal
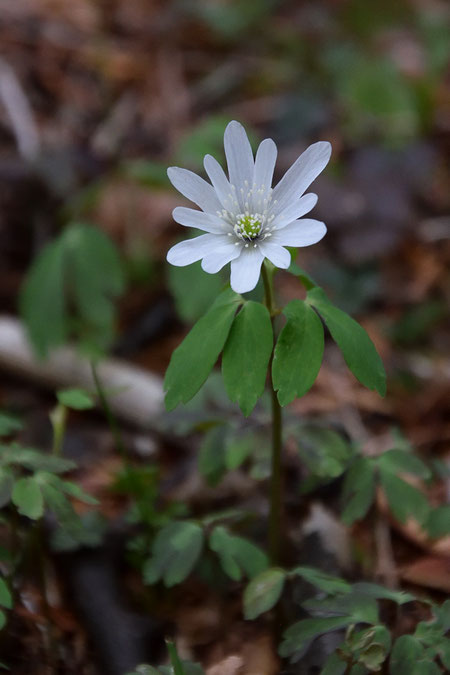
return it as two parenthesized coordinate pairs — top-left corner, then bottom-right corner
(203, 154), (237, 214)
(224, 121), (254, 205)
(253, 138), (277, 200)
(258, 241), (291, 269)
(230, 247), (264, 294)
(167, 167), (222, 213)
(271, 218), (327, 247)
(272, 193), (318, 230)
(201, 240), (243, 273)
(166, 234), (218, 266)
(272, 141), (331, 216)
(173, 207), (228, 234)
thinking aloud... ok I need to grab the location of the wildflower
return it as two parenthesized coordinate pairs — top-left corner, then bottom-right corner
(167, 121), (331, 293)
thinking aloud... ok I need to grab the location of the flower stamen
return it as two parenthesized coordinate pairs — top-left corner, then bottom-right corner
(234, 213), (263, 240)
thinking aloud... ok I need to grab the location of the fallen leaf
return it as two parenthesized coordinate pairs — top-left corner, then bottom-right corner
(400, 556), (450, 593)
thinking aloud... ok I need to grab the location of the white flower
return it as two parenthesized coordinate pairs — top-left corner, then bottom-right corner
(166, 121), (331, 294)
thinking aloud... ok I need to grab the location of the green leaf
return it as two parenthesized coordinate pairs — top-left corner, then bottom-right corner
(164, 289), (241, 411)
(66, 223), (124, 325)
(198, 426), (227, 487)
(38, 478), (79, 531)
(414, 621), (443, 646)
(50, 511), (106, 552)
(359, 644), (387, 671)
(351, 582), (415, 605)
(247, 431), (271, 481)
(37, 473), (98, 546)
(143, 522), (204, 587)
(390, 635), (431, 675)
(302, 593), (379, 625)
(158, 663), (205, 675)
(291, 567), (351, 594)
(0, 579), (12, 610)
(12, 477), (44, 519)
(168, 261), (225, 323)
(59, 480), (98, 505)
(436, 637), (450, 669)
(426, 506), (450, 538)
(57, 388), (95, 410)
(320, 652), (347, 675)
(199, 507), (246, 529)
(19, 223), (124, 358)
(0, 413), (23, 437)
(296, 426), (353, 482)
(378, 449), (431, 480)
(414, 662), (442, 675)
(272, 300), (324, 406)
(224, 431), (254, 470)
(279, 616), (355, 659)
(288, 262), (318, 290)
(0, 468), (14, 508)
(222, 301), (273, 416)
(125, 667), (160, 675)
(0, 610), (6, 631)
(341, 457), (375, 524)
(348, 666), (367, 675)
(182, 665), (205, 675)
(357, 625), (391, 671)
(243, 568), (286, 620)
(347, 625), (381, 652)
(209, 526), (268, 581)
(234, 535), (267, 579)
(307, 288), (386, 396)
(19, 238), (67, 358)
(433, 599), (450, 632)
(4, 446), (75, 474)
(209, 527), (240, 580)
(379, 469), (430, 525)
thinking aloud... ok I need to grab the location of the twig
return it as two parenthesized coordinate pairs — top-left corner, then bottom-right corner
(374, 511), (399, 589)
(0, 57), (40, 162)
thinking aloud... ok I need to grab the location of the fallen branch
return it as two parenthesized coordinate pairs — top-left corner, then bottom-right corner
(0, 316), (164, 429)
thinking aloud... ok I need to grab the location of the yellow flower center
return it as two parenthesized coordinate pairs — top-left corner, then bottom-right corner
(234, 213), (263, 240)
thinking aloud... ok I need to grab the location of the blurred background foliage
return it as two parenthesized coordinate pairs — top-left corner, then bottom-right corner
(0, 0), (447, 354)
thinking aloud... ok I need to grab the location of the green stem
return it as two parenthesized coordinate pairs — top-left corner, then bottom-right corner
(262, 261), (276, 317)
(50, 403), (67, 456)
(167, 640), (185, 675)
(262, 263), (283, 565)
